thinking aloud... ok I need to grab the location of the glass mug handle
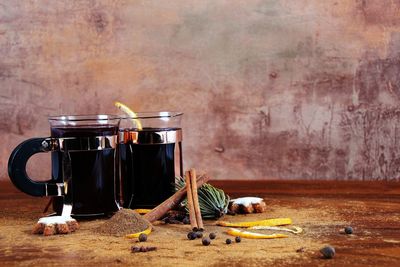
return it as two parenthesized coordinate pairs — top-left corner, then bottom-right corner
(8, 137), (64, 197)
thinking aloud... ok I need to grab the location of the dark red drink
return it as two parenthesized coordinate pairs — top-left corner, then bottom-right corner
(119, 127), (183, 209)
(51, 125), (119, 216)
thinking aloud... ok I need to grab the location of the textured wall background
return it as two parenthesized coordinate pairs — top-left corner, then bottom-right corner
(1, 0), (400, 180)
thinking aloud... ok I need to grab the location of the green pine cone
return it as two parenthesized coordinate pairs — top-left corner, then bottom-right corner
(175, 176), (230, 219)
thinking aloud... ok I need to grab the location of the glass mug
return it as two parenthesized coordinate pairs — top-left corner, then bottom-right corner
(8, 115), (120, 216)
(118, 112), (183, 209)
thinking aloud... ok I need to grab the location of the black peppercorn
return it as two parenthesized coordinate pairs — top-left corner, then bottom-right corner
(320, 246), (335, 259)
(202, 237), (211, 246)
(344, 226), (353, 234)
(235, 236), (241, 243)
(196, 231), (203, 238)
(182, 216), (190, 225)
(187, 231), (196, 240)
(226, 238), (232, 244)
(138, 233), (147, 242)
(209, 232), (216, 240)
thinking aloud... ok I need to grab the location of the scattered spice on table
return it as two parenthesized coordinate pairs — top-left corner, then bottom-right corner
(131, 246), (157, 253)
(162, 210), (190, 225)
(296, 247), (305, 253)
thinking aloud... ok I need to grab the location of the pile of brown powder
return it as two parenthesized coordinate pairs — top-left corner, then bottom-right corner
(95, 209), (150, 237)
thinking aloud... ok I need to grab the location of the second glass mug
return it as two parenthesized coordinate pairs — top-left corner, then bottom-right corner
(118, 112), (183, 209)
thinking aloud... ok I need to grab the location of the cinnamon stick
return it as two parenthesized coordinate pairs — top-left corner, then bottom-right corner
(185, 170), (197, 229)
(143, 174), (211, 223)
(190, 169), (204, 230)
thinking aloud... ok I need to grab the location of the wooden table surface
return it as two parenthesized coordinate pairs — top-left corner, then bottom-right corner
(1, 180), (399, 266)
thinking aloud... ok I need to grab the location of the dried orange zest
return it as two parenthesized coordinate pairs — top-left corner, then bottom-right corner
(249, 225), (303, 234)
(133, 209), (152, 215)
(217, 218), (292, 228)
(227, 228), (288, 239)
(125, 226), (152, 239)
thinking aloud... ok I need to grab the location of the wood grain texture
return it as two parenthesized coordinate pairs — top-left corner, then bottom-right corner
(1, 1), (400, 180)
(1, 180), (399, 266)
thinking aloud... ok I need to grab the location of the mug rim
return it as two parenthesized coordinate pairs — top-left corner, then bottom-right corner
(119, 111), (183, 119)
(48, 114), (120, 122)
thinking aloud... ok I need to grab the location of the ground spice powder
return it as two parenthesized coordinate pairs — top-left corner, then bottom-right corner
(95, 209), (150, 237)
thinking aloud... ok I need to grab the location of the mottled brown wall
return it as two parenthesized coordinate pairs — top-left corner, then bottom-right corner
(1, 0), (400, 180)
